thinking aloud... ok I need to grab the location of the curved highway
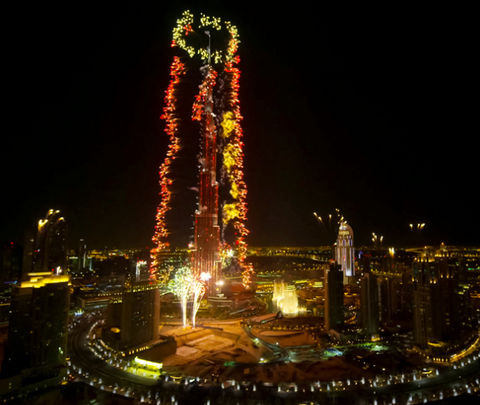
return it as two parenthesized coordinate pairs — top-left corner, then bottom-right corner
(68, 313), (480, 404)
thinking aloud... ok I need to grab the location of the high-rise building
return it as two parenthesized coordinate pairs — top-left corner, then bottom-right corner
(412, 257), (474, 356)
(360, 248), (414, 321)
(192, 66), (221, 296)
(0, 273), (70, 395)
(67, 239), (92, 276)
(324, 262), (344, 331)
(32, 210), (67, 275)
(77, 238), (86, 272)
(0, 242), (22, 287)
(21, 231), (34, 281)
(335, 222), (354, 283)
(104, 281), (160, 352)
(360, 258), (380, 340)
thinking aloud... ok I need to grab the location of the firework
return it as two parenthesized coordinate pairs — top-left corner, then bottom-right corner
(191, 274), (207, 328)
(151, 11), (253, 291)
(168, 266), (193, 328)
(151, 57), (186, 283)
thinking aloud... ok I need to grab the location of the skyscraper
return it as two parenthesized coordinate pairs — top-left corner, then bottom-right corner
(104, 281), (160, 352)
(0, 242), (22, 286)
(0, 273), (70, 395)
(21, 231), (34, 281)
(32, 209), (67, 275)
(412, 257), (474, 356)
(360, 257), (380, 340)
(192, 64), (221, 296)
(335, 222), (354, 283)
(77, 238), (86, 273)
(324, 262), (344, 332)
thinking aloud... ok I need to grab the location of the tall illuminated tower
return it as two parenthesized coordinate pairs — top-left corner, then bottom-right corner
(192, 60), (221, 295)
(151, 11), (253, 294)
(335, 222), (354, 284)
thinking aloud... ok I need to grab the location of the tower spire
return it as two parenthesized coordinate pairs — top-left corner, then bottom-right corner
(192, 39), (221, 296)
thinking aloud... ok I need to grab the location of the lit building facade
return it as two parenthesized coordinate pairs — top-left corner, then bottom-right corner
(192, 65), (221, 296)
(335, 222), (354, 283)
(412, 257), (474, 357)
(32, 209), (67, 275)
(0, 273), (70, 394)
(359, 248), (414, 321)
(105, 281), (160, 351)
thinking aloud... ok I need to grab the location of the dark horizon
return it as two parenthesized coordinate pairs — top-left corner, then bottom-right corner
(3, 3), (477, 250)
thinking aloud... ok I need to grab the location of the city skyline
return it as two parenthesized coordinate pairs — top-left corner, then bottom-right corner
(1, 7), (479, 403)
(3, 3), (477, 248)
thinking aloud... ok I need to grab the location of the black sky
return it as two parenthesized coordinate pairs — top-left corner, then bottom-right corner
(3, 2), (477, 249)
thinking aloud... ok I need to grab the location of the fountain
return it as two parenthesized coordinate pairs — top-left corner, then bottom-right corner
(273, 280), (299, 315)
(273, 279), (285, 301)
(283, 285), (299, 315)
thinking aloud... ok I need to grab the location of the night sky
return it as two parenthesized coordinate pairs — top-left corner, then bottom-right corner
(3, 3), (477, 249)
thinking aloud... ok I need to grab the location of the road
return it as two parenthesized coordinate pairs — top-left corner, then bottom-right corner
(68, 314), (158, 399)
(68, 314), (480, 404)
